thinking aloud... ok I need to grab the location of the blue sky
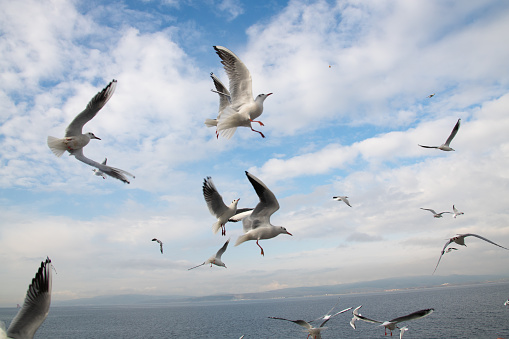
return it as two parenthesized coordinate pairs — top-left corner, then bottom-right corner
(1, 0), (509, 306)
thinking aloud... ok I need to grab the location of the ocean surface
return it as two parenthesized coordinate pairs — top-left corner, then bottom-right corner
(1, 281), (508, 338)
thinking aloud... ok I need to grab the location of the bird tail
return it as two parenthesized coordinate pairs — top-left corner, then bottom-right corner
(212, 221), (222, 235)
(216, 107), (240, 139)
(235, 233), (251, 246)
(204, 118), (217, 128)
(47, 136), (67, 157)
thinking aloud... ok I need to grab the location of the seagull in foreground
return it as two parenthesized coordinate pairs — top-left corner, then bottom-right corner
(269, 300), (351, 339)
(433, 233), (509, 274)
(350, 305), (433, 337)
(47, 80), (135, 184)
(202, 176), (253, 236)
(188, 238), (230, 270)
(235, 171), (292, 256)
(418, 118), (461, 151)
(6, 257), (52, 339)
(213, 46), (272, 139)
(452, 205), (464, 218)
(151, 238), (163, 254)
(332, 196), (352, 207)
(204, 72), (235, 139)
(420, 208), (452, 218)
(92, 158), (108, 179)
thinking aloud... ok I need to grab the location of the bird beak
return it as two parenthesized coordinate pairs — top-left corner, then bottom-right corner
(267, 93), (273, 96)
(286, 231), (293, 236)
(93, 136), (101, 140)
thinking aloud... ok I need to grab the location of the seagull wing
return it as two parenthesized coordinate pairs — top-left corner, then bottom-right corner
(202, 177), (229, 219)
(243, 171), (280, 231)
(308, 297), (341, 323)
(418, 144), (438, 149)
(187, 262), (206, 270)
(213, 46), (253, 109)
(210, 72), (231, 113)
(463, 233), (509, 250)
(65, 80), (117, 137)
(228, 208), (254, 222)
(444, 118), (461, 146)
(71, 149), (134, 184)
(319, 307), (352, 327)
(420, 208), (437, 215)
(389, 309), (434, 324)
(350, 305), (382, 328)
(7, 258), (52, 339)
(268, 317), (312, 330)
(215, 238), (230, 260)
(432, 239), (454, 274)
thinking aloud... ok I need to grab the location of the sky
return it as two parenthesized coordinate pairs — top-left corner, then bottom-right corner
(1, 0), (509, 306)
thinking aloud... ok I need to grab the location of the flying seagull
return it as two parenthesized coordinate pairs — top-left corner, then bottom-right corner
(202, 176), (253, 236)
(433, 233), (509, 274)
(92, 158), (107, 179)
(213, 46), (272, 139)
(452, 205), (464, 218)
(427, 93), (435, 98)
(350, 305), (433, 337)
(235, 171), (292, 256)
(6, 257), (52, 339)
(420, 208), (452, 218)
(151, 238), (163, 254)
(418, 118), (461, 151)
(47, 80), (135, 184)
(332, 196), (352, 207)
(204, 72), (235, 139)
(188, 238), (230, 270)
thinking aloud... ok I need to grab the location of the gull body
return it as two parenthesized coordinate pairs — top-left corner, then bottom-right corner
(433, 233), (509, 274)
(235, 172), (292, 256)
(332, 196), (352, 207)
(6, 258), (52, 339)
(427, 93), (435, 98)
(92, 158), (107, 179)
(151, 238), (163, 254)
(188, 239), (230, 270)
(452, 205), (464, 218)
(420, 208), (451, 218)
(213, 46), (272, 139)
(419, 118), (461, 151)
(47, 80), (135, 184)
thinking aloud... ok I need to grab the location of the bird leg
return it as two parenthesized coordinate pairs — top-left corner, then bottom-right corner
(221, 224), (226, 236)
(250, 119), (264, 126)
(256, 240), (265, 256)
(251, 127), (265, 138)
(215, 130), (219, 139)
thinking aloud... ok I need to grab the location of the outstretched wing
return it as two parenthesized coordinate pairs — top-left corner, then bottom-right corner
(464, 233), (509, 250)
(319, 307), (352, 327)
(210, 72), (231, 113)
(65, 80), (117, 136)
(202, 177), (228, 219)
(228, 208), (253, 222)
(389, 308), (434, 324)
(350, 305), (382, 329)
(215, 238), (230, 260)
(243, 171), (280, 232)
(71, 149), (134, 184)
(444, 118), (461, 146)
(268, 317), (312, 330)
(420, 208), (437, 215)
(432, 238), (454, 274)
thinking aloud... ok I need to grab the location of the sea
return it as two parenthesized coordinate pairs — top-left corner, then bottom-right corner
(1, 281), (508, 338)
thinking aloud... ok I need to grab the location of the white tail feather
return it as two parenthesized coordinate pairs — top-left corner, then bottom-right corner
(204, 119), (218, 127)
(235, 233), (250, 246)
(212, 221), (222, 235)
(47, 136), (67, 157)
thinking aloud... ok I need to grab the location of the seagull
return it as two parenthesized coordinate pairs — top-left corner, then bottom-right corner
(332, 196), (352, 207)
(235, 171), (292, 256)
(420, 208), (452, 218)
(92, 158), (107, 179)
(432, 233), (509, 274)
(452, 205), (464, 218)
(213, 46), (272, 139)
(188, 238), (230, 270)
(202, 176), (253, 236)
(47, 80), (135, 184)
(350, 305), (433, 337)
(6, 257), (52, 339)
(269, 301), (351, 339)
(427, 93), (435, 98)
(151, 238), (163, 254)
(504, 299), (509, 306)
(418, 118), (461, 151)
(204, 72), (236, 139)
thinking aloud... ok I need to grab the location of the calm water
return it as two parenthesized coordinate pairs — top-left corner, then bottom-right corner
(1, 282), (509, 338)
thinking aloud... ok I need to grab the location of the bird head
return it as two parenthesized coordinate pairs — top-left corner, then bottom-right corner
(280, 227), (292, 236)
(86, 132), (101, 140)
(256, 93), (272, 103)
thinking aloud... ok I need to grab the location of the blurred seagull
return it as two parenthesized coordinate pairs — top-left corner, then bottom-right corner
(204, 72), (236, 139)
(420, 208), (452, 218)
(213, 46), (272, 139)
(452, 205), (464, 218)
(152, 238), (163, 254)
(188, 238), (230, 270)
(47, 80), (135, 184)
(350, 305), (433, 337)
(418, 118), (461, 151)
(92, 158), (107, 179)
(504, 299), (509, 306)
(427, 93), (435, 98)
(332, 196), (352, 207)
(202, 176), (253, 236)
(433, 233), (509, 274)
(235, 172), (292, 256)
(6, 257), (52, 339)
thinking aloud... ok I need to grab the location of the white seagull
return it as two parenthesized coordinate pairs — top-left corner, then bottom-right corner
(427, 93), (435, 98)
(92, 158), (107, 179)
(332, 196), (352, 207)
(504, 299), (509, 306)
(213, 46), (272, 139)
(350, 305), (433, 338)
(418, 118), (461, 151)
(47, 80), (135, 184)
(420, 208), (452, 218)
(452, 205), (464, 218)
(151, 238), (163, 254)
(6, 257), (52, 339)
(235, 171), (292, 256)
(188, 238), (230, 270)
(204, 72), (235, 139)
(433, 233), (509, 274)
(202, 176), (253, 236)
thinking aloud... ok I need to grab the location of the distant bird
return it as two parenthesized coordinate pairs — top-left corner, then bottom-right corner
(235, 171), (292, 256)
(6, 258), (52, 339)
(350, 305), (433, 337)
(427, 93), (435, 98)
(213, 46), (272, 139)
(47, 80), (135, 184)
(418, 118), (461, 151)
(204, 72), (234, 138)
(269, 300), (351, 339)
(452, 205), (464, 218)
(433, 233), (509, 274)
(504, 299), (509, 306)
(420, 208), (452, 218)
(92, 158), (108, 179)
(202, 176), (253, 236)
(332, 196), (352, 207)
(152, 238), (163, 254)
(188, 238), (230, 270)
(445, 247), (458, 253)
